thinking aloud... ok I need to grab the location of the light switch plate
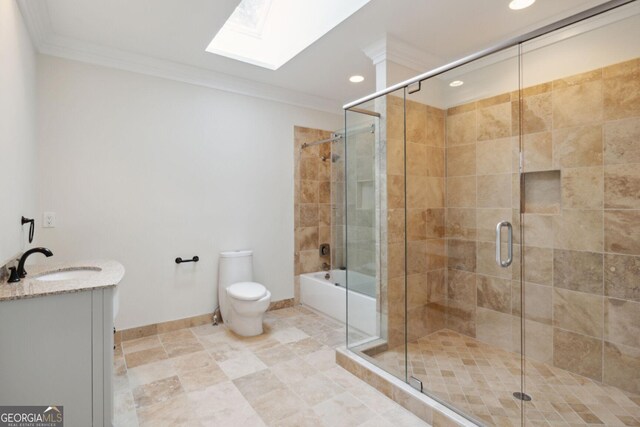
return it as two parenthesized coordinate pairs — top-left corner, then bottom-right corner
(43, 212), (56, 228)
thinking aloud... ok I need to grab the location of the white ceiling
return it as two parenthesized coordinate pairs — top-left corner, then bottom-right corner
(24, 0), (614, 112)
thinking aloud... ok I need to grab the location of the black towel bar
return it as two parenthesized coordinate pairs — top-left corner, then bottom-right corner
(175, 256), (199, 264)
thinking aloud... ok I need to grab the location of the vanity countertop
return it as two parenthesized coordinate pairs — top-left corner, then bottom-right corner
(0, 259), (124, 301)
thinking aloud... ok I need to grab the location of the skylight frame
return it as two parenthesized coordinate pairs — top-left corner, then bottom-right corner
(206, 0), (372, 70)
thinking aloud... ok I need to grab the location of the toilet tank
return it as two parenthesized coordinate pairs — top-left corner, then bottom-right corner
(218, 250), (254, 289)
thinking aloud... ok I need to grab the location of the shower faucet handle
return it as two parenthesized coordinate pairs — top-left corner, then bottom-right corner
(319, 243), (330, 257)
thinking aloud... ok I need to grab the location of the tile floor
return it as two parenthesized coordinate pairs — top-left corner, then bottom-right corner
(370, 330), (640, 427)
(113, 306), (429, 427)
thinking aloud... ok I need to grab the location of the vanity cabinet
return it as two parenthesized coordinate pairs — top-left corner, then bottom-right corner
(0, 287), (114, 426)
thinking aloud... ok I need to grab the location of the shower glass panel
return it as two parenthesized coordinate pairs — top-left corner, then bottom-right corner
(403, 45), (523, 426)
(344, 3), (640, 426)
(345, 90), (407, 379)
(520, 3), (640, 424)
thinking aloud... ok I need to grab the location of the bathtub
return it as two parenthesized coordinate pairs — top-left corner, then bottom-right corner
(300, 270), (377, 336)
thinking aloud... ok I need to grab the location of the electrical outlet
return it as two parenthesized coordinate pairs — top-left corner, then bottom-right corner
(43, 212), (56, 228)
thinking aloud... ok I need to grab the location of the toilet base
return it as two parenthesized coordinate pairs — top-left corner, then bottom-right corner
(229, 315), (264, 337)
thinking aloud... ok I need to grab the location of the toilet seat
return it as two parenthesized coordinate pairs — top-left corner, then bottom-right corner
(227, 282), (267, 301)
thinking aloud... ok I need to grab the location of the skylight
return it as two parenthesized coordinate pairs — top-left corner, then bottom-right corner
(206, 0), (371, 70)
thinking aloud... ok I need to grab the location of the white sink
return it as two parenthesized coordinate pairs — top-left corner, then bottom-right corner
(35, 267), (102, 281)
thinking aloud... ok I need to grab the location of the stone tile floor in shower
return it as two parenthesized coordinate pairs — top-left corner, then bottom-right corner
(113, 305), (429, 427)
(371, 330), (640, 427)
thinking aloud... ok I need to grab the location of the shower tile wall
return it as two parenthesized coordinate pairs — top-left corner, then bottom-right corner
(442, 57), (640, 394)
(385, 96), (447, 347)
(293, 126), (333, 299)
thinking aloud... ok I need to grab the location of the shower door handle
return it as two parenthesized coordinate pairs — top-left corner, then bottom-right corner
(495, 221), (513, 268)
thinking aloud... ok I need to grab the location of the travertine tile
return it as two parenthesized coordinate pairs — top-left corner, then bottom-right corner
(603, 341), (640, 395)
(553, 125), (603, 168)
(605, 210), (640, 255)
(604, 253), (640, 302)
(603, 70), (640, 120)
(477, 241), (512, 279)
(122, 335), (162, 355)
(406, 100), (427, 144)
(446, 110), (476, 146)
(522, 93), (552, 134)
(126, 359), (176, 390)
(553, 209), (603, 252)
(522, 214), (553, 248)
(522, 132), (553, 172)
(477, 275), (511, 314)
(387, 138), (405, 176)
(445, 208), (476, 240)
(605, 298), (640, 349)
(476, 307), (514, 352)
(523, 282), (552, 325)
(477, 137), (513, 175)
(553, 288), (603, 337)
(300, 180), (318, 204)
(446, 176), (476, 208)
(132, 375), (184, 408)
(406, 142), (427, 175)
(604, 117), (640, 165)
(476, 208), (512, 242)
(523, 319), (553, 364)
(562, 166), (604, 209)
(553, 69), (602, 89)
(553, 329), (602, 381)
(406, 209), (426, 241)
(523, 246), (552, 286)
(426, 110), (446, 148)
(447, 239), (476, 272)
(552, 81), (603, 129)
(299, 204), (319, 227)
(216, 350), (268, 380)
(446, 144), (476, 176)
(477, 174), (511, 208)
(605, 163), (640, 209)
(477, 102), (512, 141)
(425, 146), (445, 177)
(126, 346), (169, 369)
(179, 364), (227, 392)
(313, 392), (375, 427)
(136, 394), (195, 426)
(554, 249), (603, 294)
(426, 208), (445, 238)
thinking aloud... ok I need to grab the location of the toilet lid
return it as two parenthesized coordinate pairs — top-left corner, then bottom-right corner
(228, 282), (267, 301)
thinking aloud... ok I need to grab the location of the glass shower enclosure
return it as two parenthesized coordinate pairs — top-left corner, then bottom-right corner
(344, 1), (640, 425)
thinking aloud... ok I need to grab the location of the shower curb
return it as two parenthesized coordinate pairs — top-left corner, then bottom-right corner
(336, 346), (481, 427)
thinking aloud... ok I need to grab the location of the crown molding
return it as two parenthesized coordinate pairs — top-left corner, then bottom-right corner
(15, 0), (341, 115)
(363, 35), (443, 73)
(16, 0), (53, 50)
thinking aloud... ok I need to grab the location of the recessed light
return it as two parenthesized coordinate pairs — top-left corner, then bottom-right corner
(449, 80), (464, 87)
(509, 0), (535, 10)
(349, 75), (365, 83)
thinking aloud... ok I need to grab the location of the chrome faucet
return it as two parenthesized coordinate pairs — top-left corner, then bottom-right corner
(8, 247), (54, 283)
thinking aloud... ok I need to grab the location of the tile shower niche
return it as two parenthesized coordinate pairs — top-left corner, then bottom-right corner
(523, 170), (561, 214)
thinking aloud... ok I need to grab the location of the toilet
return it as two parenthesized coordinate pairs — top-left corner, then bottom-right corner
(217, 250), (271, 336)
